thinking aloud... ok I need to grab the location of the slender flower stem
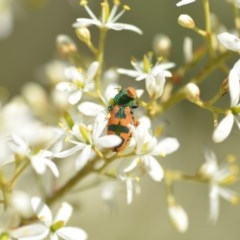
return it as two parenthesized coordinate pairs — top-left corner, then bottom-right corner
(95, 28), (108, 94)
(202, 0), (215, 57)
(46, 162), (93, 206)
(164, 168), (208, 184)
(193, 100), (227, 114)
(156, 51), (233, 114)
(8, 160), (29, 189)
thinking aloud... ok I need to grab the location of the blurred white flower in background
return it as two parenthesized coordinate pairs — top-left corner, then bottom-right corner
(199, 149), (239, 223)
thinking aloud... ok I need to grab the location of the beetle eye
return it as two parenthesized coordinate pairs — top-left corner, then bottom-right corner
(131, 103), (138, 109)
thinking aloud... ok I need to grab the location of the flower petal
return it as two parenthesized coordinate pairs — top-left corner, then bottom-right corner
(217, 32), (240, 52)
(94, 135), (122, 148)
(54, 202), (72, 224)
(56, 82), (74, 92)
(43, 159), (59, 178)
(126, 179), (134, 205)
(228, 68), (240, 106)
(153, 137), (180, 156)
(209, 185), (220, 223)
(78, 102), (105, 117)
(144, 155), (164, 182)
(92, 113), (108, 138)
(31, 197), (52, 226)
(118, 157), (138, 175)
(75, 145), (92, 170)
(11, 223), (49, 240)
(73, 18), (100, 28)
(69, 91), (82, 105)
(54, 144), (84, 158)
(107, 22), (143, 35)
(86, 61), (99, 81)
(7, 134), (29, 155)
(176, 0), (196, 7)
(117, 68), (140, 78)
(212, 114), (234, 142)
(57, 227), (87, 240)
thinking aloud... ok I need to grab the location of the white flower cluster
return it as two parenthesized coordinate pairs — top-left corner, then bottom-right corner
(1, 0), (240, 238)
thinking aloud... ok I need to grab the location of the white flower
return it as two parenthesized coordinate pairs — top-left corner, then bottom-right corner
(217, 32), (240, 52)
(73, 0), (142, 35)
(176, 0), (196, 7)
(56, 61), (99, 105)
(31, 197), (87, 240)
(213, 59), (240, 142)
(118, 54), (175, 99)
(118, 117), (179, 183)
(7, 134), (59, 177)
(55, 113), (122, 170)
(199, 149), (239, 223)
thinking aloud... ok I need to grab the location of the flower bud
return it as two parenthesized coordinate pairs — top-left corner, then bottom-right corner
(56, 35), (77, 58)
(168, 203), (188, 233)
(152, 34), (172, 58)
(178, 14), (195, 29)
(75, 27), (91, 44)
(184, 83), (200, 101)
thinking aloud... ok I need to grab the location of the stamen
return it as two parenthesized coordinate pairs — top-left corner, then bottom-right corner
(101, 1), (110, 23)
(79, 125), (92, 144)
(84, 3), (99, 22)
(108, 3), (118, 23)
(111, 7), (126, 23)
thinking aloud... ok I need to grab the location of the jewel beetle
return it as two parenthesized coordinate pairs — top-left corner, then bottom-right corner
(107, 87), (139, 152)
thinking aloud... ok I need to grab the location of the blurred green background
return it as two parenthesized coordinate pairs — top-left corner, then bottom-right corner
(1, 0), (240, 239)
